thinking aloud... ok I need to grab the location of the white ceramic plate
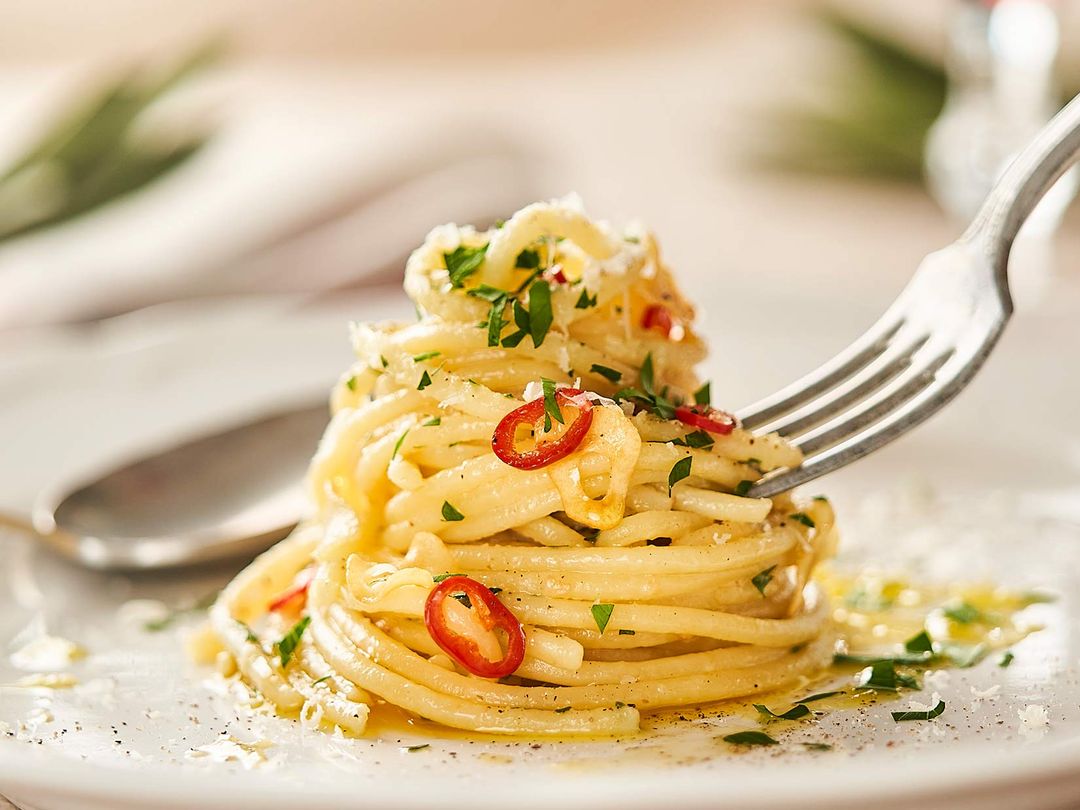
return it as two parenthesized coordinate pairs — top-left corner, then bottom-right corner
(2, 282), (1080, 810)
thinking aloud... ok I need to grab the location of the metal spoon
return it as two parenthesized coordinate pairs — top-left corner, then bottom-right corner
(30, 402), (329, 570)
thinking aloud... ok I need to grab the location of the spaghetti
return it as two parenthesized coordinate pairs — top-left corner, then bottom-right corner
(210, 196), (838, 736)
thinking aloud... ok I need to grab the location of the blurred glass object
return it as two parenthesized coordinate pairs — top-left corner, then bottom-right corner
(925, 0), (1076, 230)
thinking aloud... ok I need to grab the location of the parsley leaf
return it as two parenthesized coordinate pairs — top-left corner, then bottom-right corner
(276, 616), (311, 668)
(418, 371), (433, 390)
(999, 651), (1015, 668)
(237, 620), (259, 644)
(734, 480), (754, 497)
(575, 288), (598, 309)
(541, 377), (564, 432)
(423, 417), (441, 427)
(615, 353), (676, 419)
(668, 456), (692, 495)
(591, 603), (614, 633)
(802, 742), (833, 752)
(312, 675), (332, 686)
(681, 430), (714, 449)
(891, 700), (945, 722)
(939, 642), (989, 669)
(432, 573), (465, 583)
(444, 243), (488, 287)
(515, 248), (541, 269)
(855, 661), (920, 692)
(751, 566), (776, 597)
(904, 630), (934, 654)
(345, 376), (358, 392)
(754, 703), (812, 721)
(943, 601), (984, 624)
(527, 279), (553, 347)
(413, 351), (441, 362)
(441, 501), (465, 522)
(723, 731), (778, 747)
(693, 381), (711, 406)
(404, 743), (431, 752)
(392, 429), (409, 459)
(618, 629), (636, 635)
(795, 691), (843, 704)
(789, 512), (816, 528)
(590, 364), (622, 383)
(554, 706), (571, 714)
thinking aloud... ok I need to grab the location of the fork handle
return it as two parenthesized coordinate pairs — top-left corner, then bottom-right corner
(966, 92), (1080, 282)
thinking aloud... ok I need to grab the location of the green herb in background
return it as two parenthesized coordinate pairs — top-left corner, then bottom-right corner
(0, 39), (221, 243)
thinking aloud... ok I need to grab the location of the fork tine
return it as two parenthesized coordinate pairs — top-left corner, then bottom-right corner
(793, 346), (955, 456)
(764, 332), (930, 438)
(747, 347), (976, 499)
(738, 316), (905, 430)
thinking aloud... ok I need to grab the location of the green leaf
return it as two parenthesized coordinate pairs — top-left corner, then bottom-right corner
(501, 329), (528, 348)
(380, 355), (389, 368)
(795, 691), (843, 704)
(237, 621), (260, 644)
(484, 298), (509, 346)
(943, 601), (984, 624)
(312, 675), (332, 686)
(590, 364), (622, 383)
(591, 603), (615, 634)
(751, 566), (776, 597)
(789, 512), (816, 528)
(441, 501), (465, 521)
(904, 630), (934, 654)
(754, 703), (812, 721)
(855, 660), (919, 692)
(681, 430), (714, 449)
(404, 743), (431, 752)
(413, 351), (441, 362)
(640, 353), (657, 395)
(575, 288), (598, 309)
(418, 371), (433, 391)
(834, 652), (931, 666)
(722, 731), (778, 747)
(515, 248), (540, 269)
(891, 699), (945, 722)
(392, 429), (409, 459)
(444, 243), (488, 287)
(939, 642), (989, 669)
(468, 284), (510, 303)
(999, 651), (1015, 668)
(345, 376), (358, 392)
(554, 706), (571, 714)
(432, 573), (465, 583)
(693, 381), (711, 406)
(734, 480), (754, 497)
(802, 742), (833, 751)
(541, 377), (564, 432)
(812, 495), (829, 503)
(276, 616), (311, 668)
(618, 629), (636, 635)
(528, 280), (553, 347)
(423, 417), (441, 427)
(668, 456), (692, 495)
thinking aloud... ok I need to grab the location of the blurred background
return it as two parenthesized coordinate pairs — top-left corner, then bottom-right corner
(2, 0), (1080, 518)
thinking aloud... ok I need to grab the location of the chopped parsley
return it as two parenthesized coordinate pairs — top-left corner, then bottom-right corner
(418, 370), (433, 390)
(380, 355), (389, 368)
(312, 675), (332, 686)
(423, 417), (441, 427)
(751, 566), (776, 597)
(753, 703), (812, 721)
(403, 743), (431, 752)
(392, 429), (409, 459)
(276, 616), (311, 668)
(943, 601), (984, 624)
(432, 573), (465, 583)
(451, 593), (472, 609)
(904, 630), (934, 654)
(722, 731), (778, 747)
(237, 620), (259, 644)
(789, 512), (816, 528)
(590, 364), (622, 383)
(795, 691), (843, 704)
(575, 288), (598, 309)
(541, 377), (564, 432)
(591, 603), (615, 634)
(693, 381), (711, 406)
(855, 660), (919, 692)
(939, 642), (989, 669)
(413, 350), (441, 362)
(734, 480), (754, 497)
(999, 651), (1015, 668)
(667, 456), (692, 495)
(468, 284), (511, 347)
(802, 742), (833, 752)
(515, 248), (541, 269)
(345, 376), (358, 392)
(444, 243), (488, 287)
(441, 501), (465, 521)
(614, 353), (677, 419)
(527, 279), (553, 347)
(618, 629), (636, 635)
(891, 700), (945, 722)
(554, 706), (572, 714)
(812, 495), (829, 503)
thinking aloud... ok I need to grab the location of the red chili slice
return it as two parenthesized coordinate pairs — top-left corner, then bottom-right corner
(675, 404), (738, 435)
(424, 575), (526, 679)
(642, 304), (676, 337)
(269, 567), (315, 613)
(545, 266), (568, 284)
(491, 388), (593, 470)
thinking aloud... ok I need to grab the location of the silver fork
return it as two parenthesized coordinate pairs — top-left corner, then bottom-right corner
(744, 93), (1080, 499)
